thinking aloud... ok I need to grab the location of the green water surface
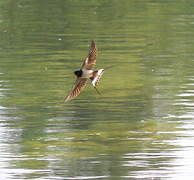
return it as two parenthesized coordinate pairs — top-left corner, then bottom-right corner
(1, 0), (194, 179)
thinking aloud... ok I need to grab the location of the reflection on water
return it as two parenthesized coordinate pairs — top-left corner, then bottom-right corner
(1, 0), (194, 179)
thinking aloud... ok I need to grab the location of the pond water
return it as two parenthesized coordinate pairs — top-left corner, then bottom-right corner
(1, 0), (194, 179)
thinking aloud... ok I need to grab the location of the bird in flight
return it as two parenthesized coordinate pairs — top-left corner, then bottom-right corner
(64, 41), (104, 102)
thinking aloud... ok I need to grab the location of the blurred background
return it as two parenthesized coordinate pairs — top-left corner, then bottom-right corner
(0, 0), (194, 179)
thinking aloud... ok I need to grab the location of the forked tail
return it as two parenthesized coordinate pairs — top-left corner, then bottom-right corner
(91, 69), (104, 86)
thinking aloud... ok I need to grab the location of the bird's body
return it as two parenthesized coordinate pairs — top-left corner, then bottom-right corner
(81, 69), (94, 78)
(64, 41), (104, 102)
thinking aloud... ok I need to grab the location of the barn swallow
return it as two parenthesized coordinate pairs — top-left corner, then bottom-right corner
(64, 41), (104, 102)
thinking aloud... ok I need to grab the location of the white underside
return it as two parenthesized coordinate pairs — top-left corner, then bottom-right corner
(82, 70), (93, 78)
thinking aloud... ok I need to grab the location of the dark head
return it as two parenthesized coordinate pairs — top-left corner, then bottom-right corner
(74, 69), (83, 77)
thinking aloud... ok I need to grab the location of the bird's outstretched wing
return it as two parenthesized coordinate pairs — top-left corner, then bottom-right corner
(64, 78), (88, 102)
(81, 40), (97, 70)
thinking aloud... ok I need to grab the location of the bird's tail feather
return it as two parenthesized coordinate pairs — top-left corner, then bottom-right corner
(93, 86), (101, 95)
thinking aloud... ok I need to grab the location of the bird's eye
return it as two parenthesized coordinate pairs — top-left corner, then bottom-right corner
(74, 70), (81, 76)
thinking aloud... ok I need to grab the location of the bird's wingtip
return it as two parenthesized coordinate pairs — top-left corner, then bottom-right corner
(91, 40), (96, 45)
(64, 96), (70, 102)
